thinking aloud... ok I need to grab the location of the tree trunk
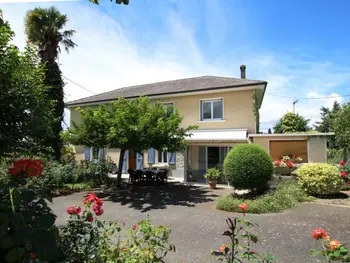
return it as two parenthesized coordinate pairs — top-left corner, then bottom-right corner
(116, 148), (126, 187)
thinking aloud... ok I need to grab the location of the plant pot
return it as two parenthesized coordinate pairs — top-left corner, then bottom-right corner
(208, 180), (217, 189)
(274, 167), (297, 176)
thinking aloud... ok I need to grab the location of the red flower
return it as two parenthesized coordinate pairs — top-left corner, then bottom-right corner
(273, 160), (281, 167)
(339, 161), (346, 166)
(66, 206), (81, 215)
(86, 212), (94, 222)
(84, 193), (97, 205)
(29, 252), (36, 260)
(132, 225), (137, 230)
(341, 171), (348, 177)
(220, 244), (226, 253)
(239, 203), (248, 211)
(75, 206), (81, 214)
(329, 240), (341, 250)
(312, 228), (328, 240)
(121, 247), (127, 251)
(93, 204), (104, 216)
(286, 160), (294, 168)
(8, 159), (43, 177)
(94, 198), (103, 207)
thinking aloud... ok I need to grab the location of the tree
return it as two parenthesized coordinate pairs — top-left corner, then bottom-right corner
(63, 97), (197, 186)
(333, 102), (350, 160)
(90, 0), (129, 5)
(273, 112), (310, 133)
(315, 101), (341, 149)
(0, 15), (53, 156)
(25, 7), (76, 161)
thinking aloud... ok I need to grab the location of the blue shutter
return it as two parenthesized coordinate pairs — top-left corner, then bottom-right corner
(148, 148), (155, 164)
(122, 150), (128, 173)
(137, 153), (143, 169)
(85, 147), (90, 160)
(98, 148), (104, 161)
(168, 152), (176, 164)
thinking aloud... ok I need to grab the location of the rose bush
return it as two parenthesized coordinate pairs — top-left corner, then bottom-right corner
(338, 160), (350, 184)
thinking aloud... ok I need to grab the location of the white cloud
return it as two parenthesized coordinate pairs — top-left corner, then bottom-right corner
(1, 1), (350, 132)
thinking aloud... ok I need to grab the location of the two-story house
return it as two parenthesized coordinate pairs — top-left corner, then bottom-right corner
(66, 65), (331, 183)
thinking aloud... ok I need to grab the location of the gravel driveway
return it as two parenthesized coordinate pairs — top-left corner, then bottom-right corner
(52, 182), (350, 263)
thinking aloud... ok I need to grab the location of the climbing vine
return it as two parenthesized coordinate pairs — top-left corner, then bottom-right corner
(252, 91), (260, 133)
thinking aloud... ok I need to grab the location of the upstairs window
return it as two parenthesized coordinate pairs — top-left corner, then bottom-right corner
(163, 102), (174, 114)
(201, 99), (223, 121)
(158, 150), (168, 163)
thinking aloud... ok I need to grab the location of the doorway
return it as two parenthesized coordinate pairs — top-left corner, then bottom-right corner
(128, 149), (137, 169)
(207, 147), (220, 169)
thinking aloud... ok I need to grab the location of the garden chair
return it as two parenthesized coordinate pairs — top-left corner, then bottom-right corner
(127, 168), (137, 183)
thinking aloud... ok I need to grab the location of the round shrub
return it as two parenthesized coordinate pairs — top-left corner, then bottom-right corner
(223, 144), (273, 191)
(296, 163), (343, 196)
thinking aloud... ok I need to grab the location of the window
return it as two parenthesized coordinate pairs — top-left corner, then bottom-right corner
(201, 99), (223, 121)
(163, 102), (174, 115)
(158, 150), (168, 163)
(92, 148), (99, 160)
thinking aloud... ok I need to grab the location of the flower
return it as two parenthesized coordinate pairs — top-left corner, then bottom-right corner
(329, 240), (341, 250)
(93, 205), (104, 216)
(84, 193), (97, 205)
(29, 253), (36, 260)
(339, 161), (346, 166)
(66, 206), (81, 215)
(273, 160), (281, 167)
(239, 203), (248, 211)
(220, 244), (226, 254)
(94, 198), (103, 207)
(121, 247), (127, 251)
(325, 235), (331, 241)
(8, 159), (43, 177)
(132, 225), (137, 230)
(285, 160), (294, 168)
(87, 215), (93, 222)
(341, 171), (348, 177)
(312, 228), (328, 240)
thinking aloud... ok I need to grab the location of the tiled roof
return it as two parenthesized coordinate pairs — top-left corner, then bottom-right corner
(66, 75), (266, 106)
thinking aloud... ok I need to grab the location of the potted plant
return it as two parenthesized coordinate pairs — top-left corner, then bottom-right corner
(204, 168), (220, 189)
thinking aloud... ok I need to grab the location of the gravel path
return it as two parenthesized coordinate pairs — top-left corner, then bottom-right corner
(52, 182), (350, 263)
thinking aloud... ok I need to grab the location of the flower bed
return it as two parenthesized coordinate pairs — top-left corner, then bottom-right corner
(273, 155), (303, 175)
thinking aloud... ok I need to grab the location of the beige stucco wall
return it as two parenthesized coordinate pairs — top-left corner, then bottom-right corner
(308, 136), (327, 163)
(252, 136), (327, 163)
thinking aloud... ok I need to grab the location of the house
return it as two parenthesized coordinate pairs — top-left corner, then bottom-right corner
(66, 65), (331, 183)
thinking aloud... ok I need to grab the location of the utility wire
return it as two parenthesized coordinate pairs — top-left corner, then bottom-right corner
(266, 92), (350, 100)
(63, 75), (96, 95)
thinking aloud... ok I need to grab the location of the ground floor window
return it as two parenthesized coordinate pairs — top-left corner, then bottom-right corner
(92, 148), (99, 160)
(158, 150), (168, 163)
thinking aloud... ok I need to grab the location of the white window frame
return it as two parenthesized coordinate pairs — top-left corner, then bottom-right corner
(157, 150), (168, 163)
(200, 98), (223, 121)
(91, 147), (99, 160)
(162, 102), (175, 113)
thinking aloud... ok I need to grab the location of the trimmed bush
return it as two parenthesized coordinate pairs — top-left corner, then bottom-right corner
(296, 163), (343, 196)
(223, 144), (273, 191)
(216, 181), (314, 214)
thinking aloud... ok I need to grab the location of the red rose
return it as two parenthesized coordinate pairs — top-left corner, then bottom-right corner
(87, 214), (93, 222)
(93, 204), (104, 216)
(239, 203), (248, 211)
(273, 160), (281, 167)
(286, 160), (294, 168)
(94, 198), (103, 207)
(9, 159), (43, 177)
(84, 193), (97, 205)
(339, 161), (346, 166)
(312, 228), (328, 240)
(74, 206), (81, 215)
(29, 252), (36, 260)
(132, 225), (137, 230)
(66, 206), (75, 215)
(341, 171), (348, 177)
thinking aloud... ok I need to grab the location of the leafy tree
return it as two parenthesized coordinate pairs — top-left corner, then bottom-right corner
(25, 7), (76, 161)
(0, 15), (53, 157)
(333, 102), (350, 160)
(63, 97), (197, 186)
(315, 101), (341, 149)
(90, 0), (129, 5)
(273, 112), (310, 133)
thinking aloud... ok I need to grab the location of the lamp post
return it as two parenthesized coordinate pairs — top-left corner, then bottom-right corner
(293, 100), (299, 113)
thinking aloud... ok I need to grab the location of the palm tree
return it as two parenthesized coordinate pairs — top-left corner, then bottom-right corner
(25, 7), (76, 161)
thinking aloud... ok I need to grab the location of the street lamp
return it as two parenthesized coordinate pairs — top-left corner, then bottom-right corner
(293, 100), (299, 113)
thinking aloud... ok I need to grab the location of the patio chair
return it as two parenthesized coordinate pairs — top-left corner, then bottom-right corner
(135, 169), (145, 184)
(127, 168), (137, 183)
(145, 170), (156, 184)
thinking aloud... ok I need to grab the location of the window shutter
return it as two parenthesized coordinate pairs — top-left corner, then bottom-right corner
(98, 148), (104, 161)
(200, 101), (203, 121)
(148, 148), (155, 164)
(122, 150), (128, 173)
(85, 147), (90, 160)
(168, 152), (176, 164)
(137, 153), (143, 169)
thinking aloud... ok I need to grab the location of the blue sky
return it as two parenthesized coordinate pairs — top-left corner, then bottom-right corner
(1, 0), (350, 131)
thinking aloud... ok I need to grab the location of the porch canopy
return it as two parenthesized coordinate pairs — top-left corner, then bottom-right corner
(185, 129), (248, 143)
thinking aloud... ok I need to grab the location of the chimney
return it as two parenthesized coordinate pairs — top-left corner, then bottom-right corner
(240, 65), (246, 79)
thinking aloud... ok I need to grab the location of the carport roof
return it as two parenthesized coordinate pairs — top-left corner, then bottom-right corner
(249, 132), (334, 137)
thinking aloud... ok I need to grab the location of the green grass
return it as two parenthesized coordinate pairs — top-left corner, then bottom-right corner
(62, 182), (93, 190)
(216, 181), (315, 214)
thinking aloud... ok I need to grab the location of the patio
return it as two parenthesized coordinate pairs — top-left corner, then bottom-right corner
(52, 183), (350, 263)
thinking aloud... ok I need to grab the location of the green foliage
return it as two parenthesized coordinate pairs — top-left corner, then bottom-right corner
(273, 112), (310, 133)
(41, 161), (77, 187)
(25, 6), (76, 160)
(223, 144), (273, 191)
(64, 96), (197, 185)
(296, 163), (343, 196)
(204, 168), (220, 180)
(61, 144), (76, 164)
(334, 102), (350, 160)
(0, 16), (54, 157)
(216, 181), (314, 214)
(0, 165), (59, 263)
(211, 216), (277, 263)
